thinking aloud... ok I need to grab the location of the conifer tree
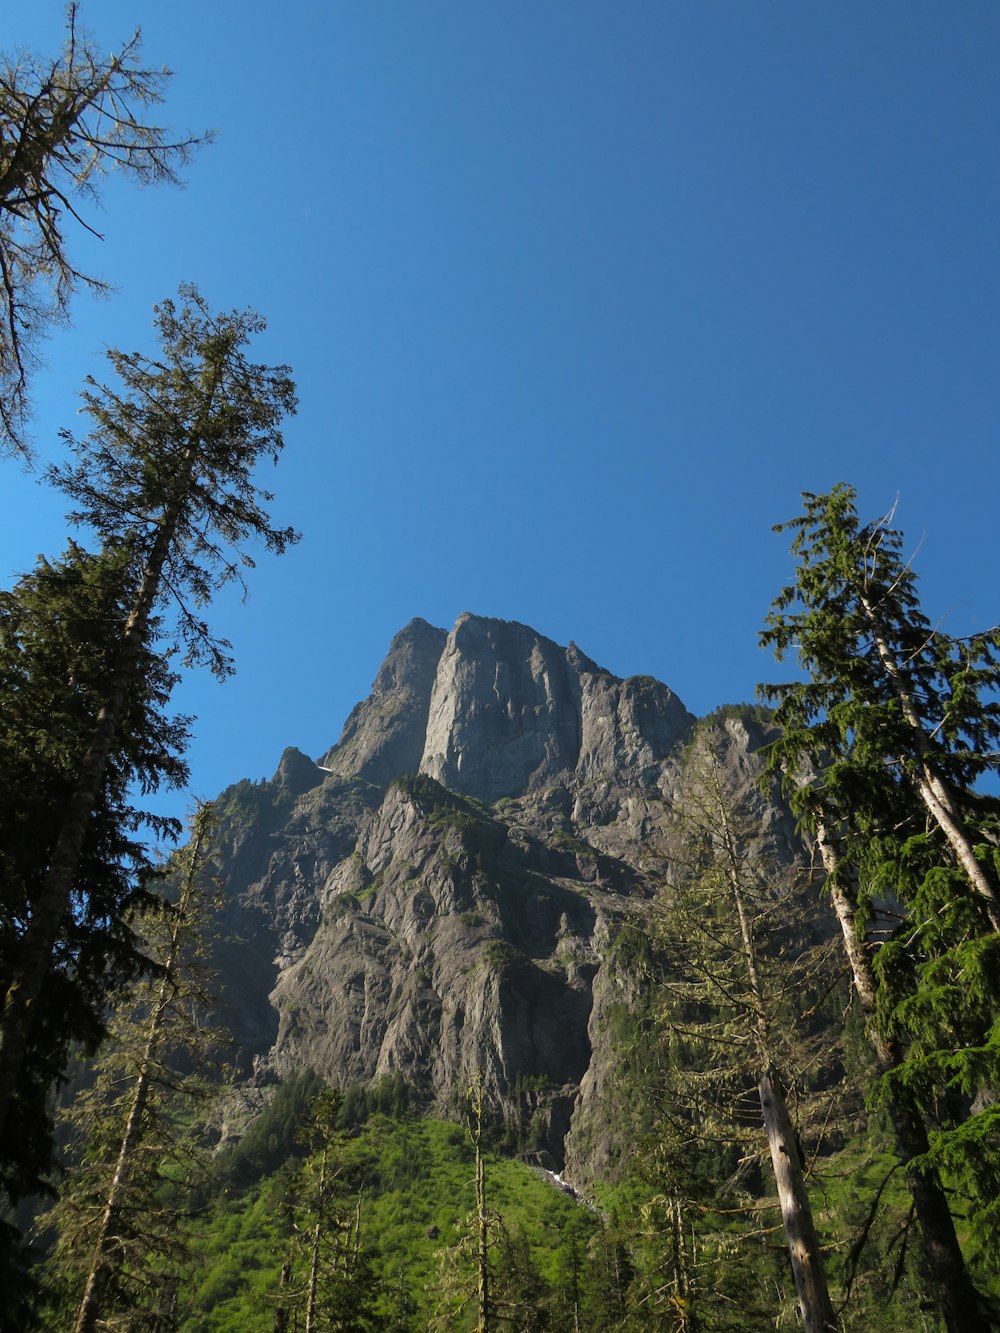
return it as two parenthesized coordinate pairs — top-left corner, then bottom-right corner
(0, 3), (210, 454)
(760, 484), (1000, 930)
(656, 730), (838, 1332)
(491, 1224), (549, 1331)
(429, 1074), (505, 1333)
(277, 1086), (384, 1333)
(469, 1073), (492, 1333)
(37, 804), (223, 1332)
(0, 284), (297, 1172)
(760, 484), (1000, 1331)
(0, 544), (187, 1256)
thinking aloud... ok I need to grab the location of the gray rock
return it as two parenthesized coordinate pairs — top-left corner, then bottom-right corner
(419, 614), (588, 802)
(321, 618), (447, 786)
(201, 619), (809, 1185)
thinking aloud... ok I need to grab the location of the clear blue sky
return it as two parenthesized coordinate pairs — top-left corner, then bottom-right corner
(3, 2), (999, 825)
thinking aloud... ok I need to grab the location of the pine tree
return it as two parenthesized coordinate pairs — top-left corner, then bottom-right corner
(276, 1086), (384, 1333)
(0, 284), (297, 1176)
(0, 544), (187, 1265)
(0, 3), (210, 454)
(760, 484), (1000, 1331)
(37, 804), (224, 1331)
(654, 729), (838, 1331)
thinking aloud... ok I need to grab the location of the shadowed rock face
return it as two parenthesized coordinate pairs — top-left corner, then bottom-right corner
(320, 618), (447, 786)
(206, 616), (806, 1181)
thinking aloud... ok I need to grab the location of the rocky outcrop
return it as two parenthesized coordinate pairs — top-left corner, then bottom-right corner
(419, 615), (593, 801)
(205, 616), (806, 1183)
(320, 618), (447, 786)
(319, 613), (696, 804)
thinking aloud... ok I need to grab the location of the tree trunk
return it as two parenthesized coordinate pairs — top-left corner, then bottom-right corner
(757, 1067), (835, 1331)
(305, 1141), (328, 1333)
(858, 596), (1000, 932)
(715, 785), (836, 1331)
(474, 1107), (490, 1333)
(815, 820), (990, 1332)
(274, 1251), (292, 1333)
(668, 1196), (696, 1332)
(0, 55), (121, 211)
(73, 812), (208, 1333)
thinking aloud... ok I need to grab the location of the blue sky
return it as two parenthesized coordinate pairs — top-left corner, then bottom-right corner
(3, 2), (999, 824)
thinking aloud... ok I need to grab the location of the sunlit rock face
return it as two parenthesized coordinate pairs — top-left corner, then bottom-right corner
(205, 615), (806, 1182)
(419, 614), (594, 802)
(323, 611), (695, 803)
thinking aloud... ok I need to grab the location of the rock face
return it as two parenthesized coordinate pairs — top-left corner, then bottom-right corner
(319, 618), (447, 786)
(206, 615), (807, 1183)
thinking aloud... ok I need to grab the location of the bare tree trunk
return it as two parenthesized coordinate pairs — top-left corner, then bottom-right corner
(816, 821), (990, 1333)
(756, 1066), (835, 1332)
(351, 1191), (362, 1269)
(471, 1086), (490, 1333)
(305, 1140), (328, 1333)
(713, 788), (836, 1331)
(73, 811), (209, 1333)
(274, 1250), (293, 1333)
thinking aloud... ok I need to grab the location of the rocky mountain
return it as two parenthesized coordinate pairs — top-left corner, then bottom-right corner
(203, 613), (807, 1184)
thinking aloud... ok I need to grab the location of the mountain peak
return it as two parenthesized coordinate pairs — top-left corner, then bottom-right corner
(322, 615), (694, 803)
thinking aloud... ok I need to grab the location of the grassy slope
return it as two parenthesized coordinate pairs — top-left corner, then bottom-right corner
(179, 1114), (598, 1331)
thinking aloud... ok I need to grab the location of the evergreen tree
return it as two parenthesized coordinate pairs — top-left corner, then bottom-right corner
(469, 1074), (492, 1333)
(0, 285), (297, 1180)
(491, 1224), (550, 1331)
(0, 544), (187, 1277)
(760, 484), (1000, 1331)
(37, 805), (223, 1332)
(0, 2), (210, 455)
(653, 730), (838, 1331)
(429, 1075), (505, 1333)
(760, 484), (1000, 929)
(277, 1087), (384, 1333)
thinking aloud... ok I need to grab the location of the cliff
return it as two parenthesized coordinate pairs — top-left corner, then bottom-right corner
(203, 614), (806, 1183)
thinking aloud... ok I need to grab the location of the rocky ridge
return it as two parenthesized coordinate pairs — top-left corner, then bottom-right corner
(206, 614), (806, 1183)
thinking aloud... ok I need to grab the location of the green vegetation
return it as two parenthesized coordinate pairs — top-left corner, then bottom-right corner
(3, 312), (999, 1333)
(175, 1096), (598, 1331)
(0, 259), (297, 1314)
(760, 484), (1000, 1329)
(553, 829), (595, 857)
(699, 701), (775, 728)
(0, 5), (211, 456)
(393, 773), (498, 843)
(37, 809), (223, 1333)
(481, 939), (527, 971)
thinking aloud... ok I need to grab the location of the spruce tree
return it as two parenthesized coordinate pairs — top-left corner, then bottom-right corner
(0, 545), (187, 1251)
(0, 284), (297, 1175)
(37, 805), (223, 1332)
(760, 484), (1000, 1331)
(0, 3), (210, 454)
